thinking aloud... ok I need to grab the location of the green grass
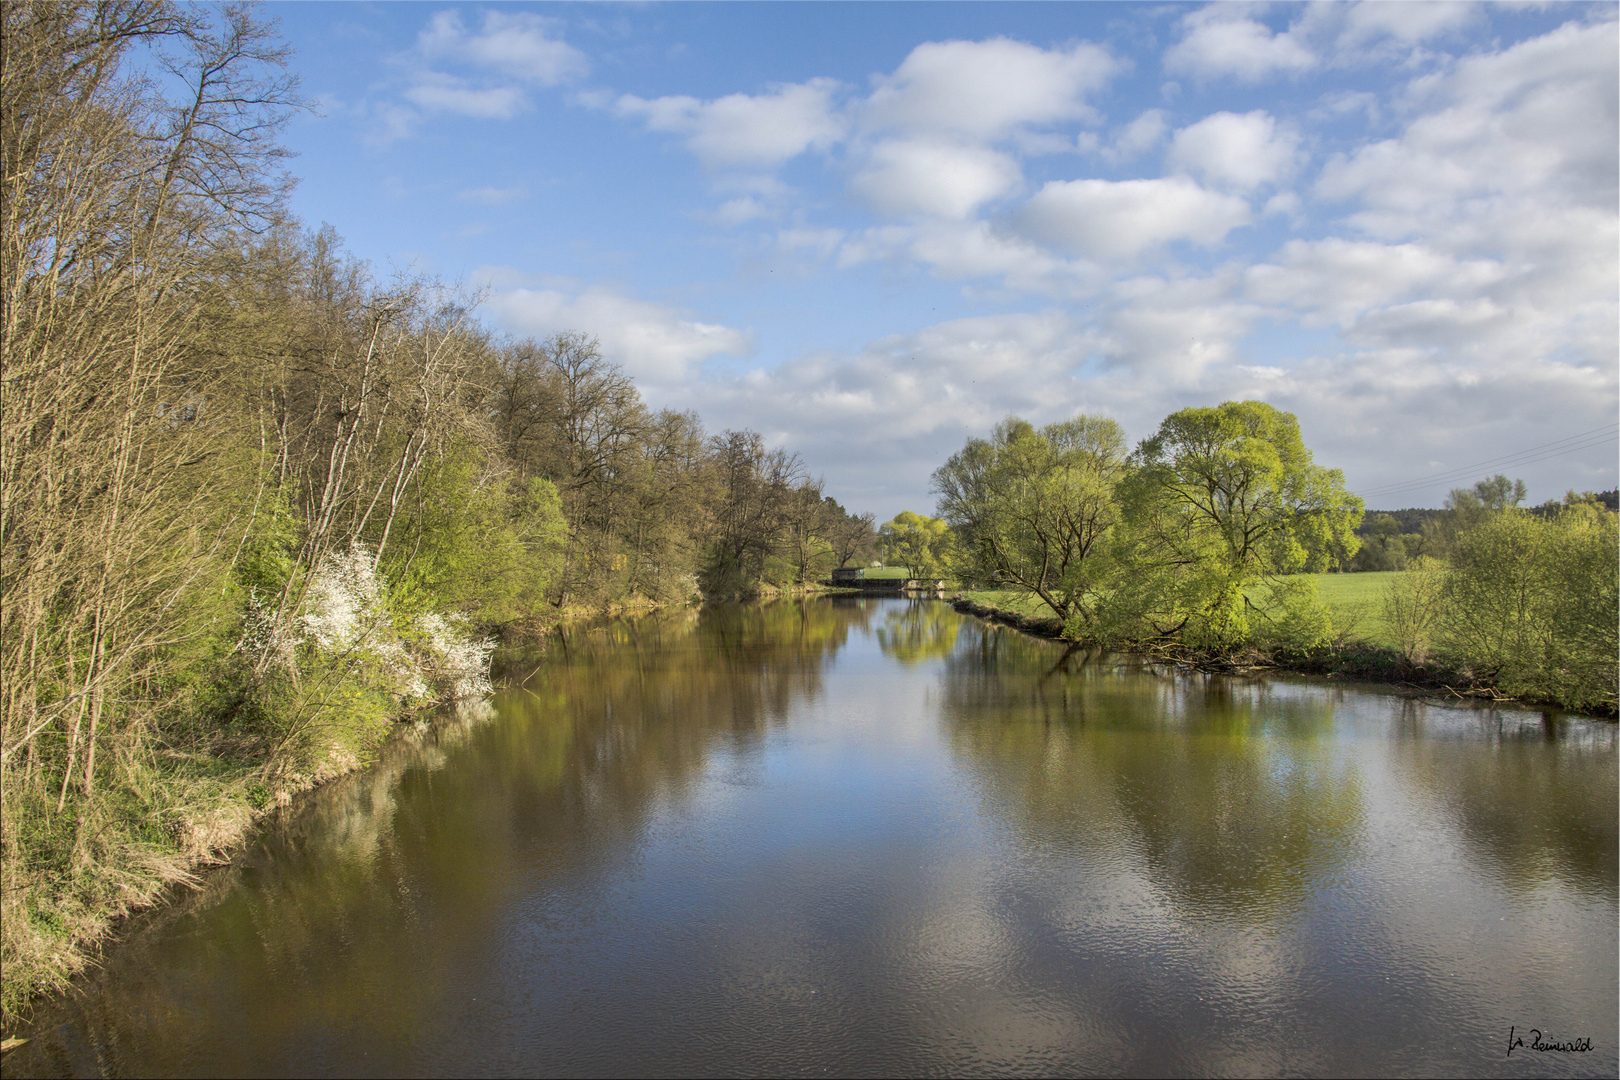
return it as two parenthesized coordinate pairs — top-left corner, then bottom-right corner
(1303, 571), (1403, 647)
(957, 573), (1407, 646)
(954, 589), (1058, 618)
(861, 566), (915, 580)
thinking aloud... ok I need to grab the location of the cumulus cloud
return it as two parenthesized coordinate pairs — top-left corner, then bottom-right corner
(1335, 1), (1480, 49)
(416, 10), (589, 85)
(1317, 18), (1619, 232)
(371, 9), (588, 139)
(1167, 110), (1300, 191)
(1164, 7), (1316, 83)
(1018, 176), (1251, 260)
(836, 220), (1086, 297)
(402, 72), (525, 119)
(483, 285), (752, 384)
(863, 37), (1120, 139)
(1244, 239), (1506, 328)
(1110, 109), (1170, 161)
(665, 312), (1105, 510)
(851, 139), (1022, 220)
(616, 79), (845, 169)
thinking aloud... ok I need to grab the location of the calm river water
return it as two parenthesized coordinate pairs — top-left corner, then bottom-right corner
(9, 598), (1617, 1078)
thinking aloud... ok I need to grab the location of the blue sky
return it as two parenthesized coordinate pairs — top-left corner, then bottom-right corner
(261, 1), (1618, 515)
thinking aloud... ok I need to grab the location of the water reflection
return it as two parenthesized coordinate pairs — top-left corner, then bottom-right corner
(939, 622), (1365, 924)
(1387, 701), (1617, 895)
(7, 599), (1614, 1079)
(873, 600), (960, 666)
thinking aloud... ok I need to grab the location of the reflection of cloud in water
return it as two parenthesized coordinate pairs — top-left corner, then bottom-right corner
(940, 620), (1364, 926)
(1384, 700), (1617, 896)
(13, 599), (1614, 1078)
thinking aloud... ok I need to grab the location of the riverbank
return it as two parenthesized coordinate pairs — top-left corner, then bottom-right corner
(1, 594), (722, 1036)
(949, 596), (1616, 719)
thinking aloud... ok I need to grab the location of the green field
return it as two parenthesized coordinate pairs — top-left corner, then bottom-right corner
(954, 572), (1406, 646)
(860, 566), (918, 580)
(1304, 571), (1403, 647)
(954, 589), (1059, 617)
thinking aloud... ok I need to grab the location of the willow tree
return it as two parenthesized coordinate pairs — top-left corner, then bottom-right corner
(932, 415), (1127, 623)
(1116, 401), (1362, 647)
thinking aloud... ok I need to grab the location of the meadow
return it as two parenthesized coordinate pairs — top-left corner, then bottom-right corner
(956, 572), (1406, 646)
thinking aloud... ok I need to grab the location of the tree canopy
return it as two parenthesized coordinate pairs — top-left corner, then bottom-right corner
(933, 415), (1126, 623)
(878, 511), (953, 579)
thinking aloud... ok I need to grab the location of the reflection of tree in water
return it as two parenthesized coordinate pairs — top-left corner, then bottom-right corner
(940, 620), (1364, 925)
(25, 600), (875, 1074)
(874, 600), (961, 667)
(1387, 701), (1617, 896)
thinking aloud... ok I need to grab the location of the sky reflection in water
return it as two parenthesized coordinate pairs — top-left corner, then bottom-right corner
(11, 598), (1616, 1078)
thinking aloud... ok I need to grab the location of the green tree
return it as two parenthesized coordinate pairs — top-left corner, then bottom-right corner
(933, 415), (1127, 624)
(1438, 505), (1617, 712)
(1350, 512), (1411, 572)
(1423, 474), (1527, 559)
(1117, 401), (1362, 648)
(878, 511), (953, 579)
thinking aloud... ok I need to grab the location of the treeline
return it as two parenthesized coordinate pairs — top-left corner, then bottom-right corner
(926, 405), (1617, 714)
(0, 2), (871, 1021)
(1351, 478), (1617, 571)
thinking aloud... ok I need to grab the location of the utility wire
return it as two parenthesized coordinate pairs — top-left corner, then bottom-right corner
(1356, 422), (1617, 496)
(1358, 431), (1618, 499)
(1358, 434), (1617, 502)
(1355, 423), (1619, 502)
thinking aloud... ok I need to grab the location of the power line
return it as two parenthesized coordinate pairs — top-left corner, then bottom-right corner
(1355, 423), (1619, 502)
(1358, 431), (1618, 499)
(1358, 433), (1618, 502)
(1356, 422), (1617, 496)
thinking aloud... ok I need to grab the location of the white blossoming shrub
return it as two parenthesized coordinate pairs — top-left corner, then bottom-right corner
(295, 543), (425, 701)
(415, 612), (494, 700)
(293, 541), (492, 704)
(298, 542), (382, 652)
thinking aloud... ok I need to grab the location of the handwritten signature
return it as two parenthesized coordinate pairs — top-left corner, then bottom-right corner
(1507, 1025), (1593, 1057)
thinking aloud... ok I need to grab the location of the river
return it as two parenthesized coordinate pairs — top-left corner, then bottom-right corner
(8, 598), (1616, 1077)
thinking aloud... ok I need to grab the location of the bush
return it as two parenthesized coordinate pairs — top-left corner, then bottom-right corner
(1382, 557), (1445, 664)
(1439, 508), (1618, 712)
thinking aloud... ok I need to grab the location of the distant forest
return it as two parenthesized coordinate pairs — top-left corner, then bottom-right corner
(1364, 489), (1618, 536)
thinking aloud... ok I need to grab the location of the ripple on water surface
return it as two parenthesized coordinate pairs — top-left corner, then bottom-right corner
(8, 598), (1616, 1078)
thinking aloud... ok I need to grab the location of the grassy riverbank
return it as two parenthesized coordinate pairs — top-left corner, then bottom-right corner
(951, 576), (1616, 718)
(960, 573), (1405, 640)
(0, 597), (702, 1035)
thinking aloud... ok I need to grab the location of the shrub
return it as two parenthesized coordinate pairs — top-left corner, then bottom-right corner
(1439, 509), (1618, 712)
(1382, 557), (1445, 664)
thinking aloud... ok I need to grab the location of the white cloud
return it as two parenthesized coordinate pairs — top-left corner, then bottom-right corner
(666, 311), (1106, 510)
(616, 79), (845, 169)
(1111, 109), (1169, 161)
(836, 220), (1085, 297)
(416, 10), (588, 85)
(1244, 239), (1506, 328)
(863, 37), (1120, 139)
(483, 285), (752, 384)
(776, 228), (844, 260)
(1316, 19), (1618, 231)
(1302, 19), (1618, 400)
(456, 185), (528, 206)
(709, 196), (772, 227)
(1335, 1), (1481, 49)
(403, 72), (525, 119)
(1018, 176), (1251, 260)
(1167, 110), (1300, 191)
(1164, 7), (1316, 83)
(851, 140), (1022, 220)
